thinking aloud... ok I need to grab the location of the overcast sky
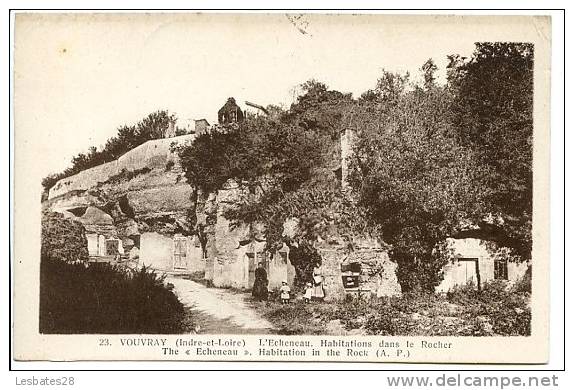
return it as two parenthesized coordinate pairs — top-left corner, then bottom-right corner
(14, 13), (544, 178)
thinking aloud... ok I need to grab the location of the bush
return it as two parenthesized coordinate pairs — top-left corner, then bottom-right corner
(446, 281), (531, 336)
(41, 212), (88, 263)
(39, 258), (192, 334)
(287, 241), (322, 287)
(263, 303), (323, 335)
(364, 308), (401, 335)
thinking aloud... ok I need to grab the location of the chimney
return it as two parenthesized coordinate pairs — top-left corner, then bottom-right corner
(165, 120), (176, 138)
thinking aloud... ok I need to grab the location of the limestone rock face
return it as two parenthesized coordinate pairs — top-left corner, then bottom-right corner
(44, 135), (197, 239)
(284, 218), (402, 299)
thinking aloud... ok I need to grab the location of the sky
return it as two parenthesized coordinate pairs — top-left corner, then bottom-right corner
(14, 13), (545, 178)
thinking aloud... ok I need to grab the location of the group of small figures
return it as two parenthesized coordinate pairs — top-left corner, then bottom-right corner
(251, 262), (325, 304)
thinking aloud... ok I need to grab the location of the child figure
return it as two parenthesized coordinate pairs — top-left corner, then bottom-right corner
(304, 282), (313, 304)
(280, 281), (291, 304)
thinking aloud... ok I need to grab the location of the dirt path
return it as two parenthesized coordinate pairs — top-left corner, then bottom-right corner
(166, 277), (274, 334)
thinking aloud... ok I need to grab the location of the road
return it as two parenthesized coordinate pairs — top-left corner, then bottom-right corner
(166, 277), (274, 334)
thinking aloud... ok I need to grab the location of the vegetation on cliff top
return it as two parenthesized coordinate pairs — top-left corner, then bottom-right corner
(41, 110), (178, 196)
(177, 42), (533, 292)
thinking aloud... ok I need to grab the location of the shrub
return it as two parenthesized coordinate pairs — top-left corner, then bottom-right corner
(39, 259), (192, 334)
(364, 308), (401, 335)
(263, 303), (322, 335)
(446, 280), (531, 336)
(100, 167), (152, 186)
(287, 241), (322, 287)
(41, 212), (88, 263)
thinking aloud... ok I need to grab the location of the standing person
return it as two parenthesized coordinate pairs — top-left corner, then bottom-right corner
(279, 281), (291, 304)
(312, 266), (325, 302)
(252, 262), (268, 301)
(304, 282), (313, 304)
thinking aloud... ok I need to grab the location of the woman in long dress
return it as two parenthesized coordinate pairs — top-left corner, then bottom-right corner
(252, 262), (268, 301)
(312, 266), (325, 301)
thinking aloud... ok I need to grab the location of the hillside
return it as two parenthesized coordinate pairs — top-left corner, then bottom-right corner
(46, 134), (196, 238)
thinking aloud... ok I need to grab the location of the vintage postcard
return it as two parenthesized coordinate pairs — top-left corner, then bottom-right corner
(12, 12), (551, 363)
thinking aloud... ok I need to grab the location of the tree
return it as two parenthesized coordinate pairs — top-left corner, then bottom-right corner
(349, 44), (534, 291)
(177, 84), (348, 282)
(349, 67), (480, 291)
(374, 69), (410, 103)
(448, 42), (534, 259)
(284, 79), (354, 140)
(421, 58), (438, 90)
(178, 115), (323, 197)
(135, 110), (176, 143)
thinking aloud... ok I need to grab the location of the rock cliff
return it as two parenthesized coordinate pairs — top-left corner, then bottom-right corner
(45, 134), (197, 239)
(42, 133), (399, 298)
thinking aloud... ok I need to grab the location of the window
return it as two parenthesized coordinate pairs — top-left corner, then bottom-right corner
(494, 258), (508, 280)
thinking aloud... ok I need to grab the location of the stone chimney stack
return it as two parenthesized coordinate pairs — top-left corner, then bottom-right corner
(165, 119), (176, 138)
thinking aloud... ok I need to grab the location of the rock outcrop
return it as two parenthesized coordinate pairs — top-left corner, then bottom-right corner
(45, 134), (196, 239)
(43, 134), (296, 291)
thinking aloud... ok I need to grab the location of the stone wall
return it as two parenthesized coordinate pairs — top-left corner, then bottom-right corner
(200, 181), (296, 290)
(267, 247), (296, 290)
(138, 232), (207, 273)
(140, 232), (174, 270)
(86, 233), (100, 256)
(316, 239), (402, 301)
(186, 236), (206, 273)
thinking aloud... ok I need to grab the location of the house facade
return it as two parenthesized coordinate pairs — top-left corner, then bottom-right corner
(436, 237), (529, 292)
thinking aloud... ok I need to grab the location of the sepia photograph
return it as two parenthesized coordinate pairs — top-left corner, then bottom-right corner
(12, 12), (552, 362)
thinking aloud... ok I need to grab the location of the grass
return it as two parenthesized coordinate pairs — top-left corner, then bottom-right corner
(253, 279), (531, 336)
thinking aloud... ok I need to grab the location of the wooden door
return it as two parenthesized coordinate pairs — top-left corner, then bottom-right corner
(458, 258), (480, 289)
(173, 238), (187, 270)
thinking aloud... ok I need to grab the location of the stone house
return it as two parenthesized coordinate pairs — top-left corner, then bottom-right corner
(194, 119), (210, 135)
(134, 229), (295, 291)
(60, 205), (124, 259)
(435, 237), (529, 292)
(218, 97), (244, 124)
(210, 241), (295, 290)
(138, 232), (205, 273)
(199, 181), (296, 291)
